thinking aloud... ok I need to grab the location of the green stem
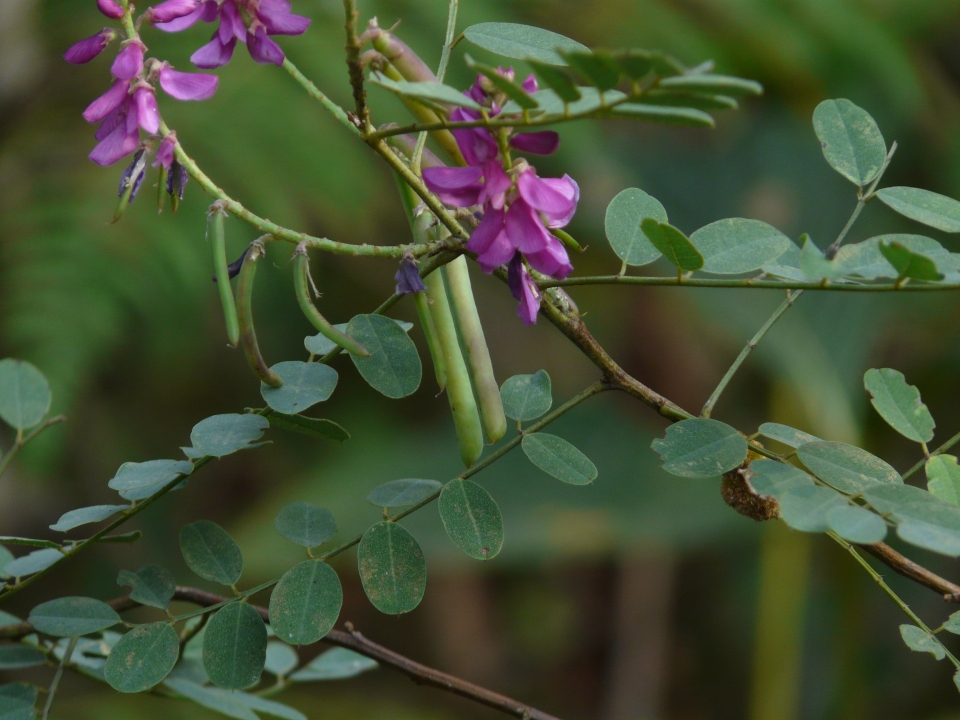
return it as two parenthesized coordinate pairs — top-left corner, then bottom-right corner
(542, 276), (960, 292)
(903, 428), (960, 482)
(411, 0), (459, 175)
(702, 290), (801, 417)
(280, 59), (359, 138)
(0, 416), (66, 480)
(828, 141), (898, 252)
(831, 532), (960, 668)
(41, 636), (77, 720)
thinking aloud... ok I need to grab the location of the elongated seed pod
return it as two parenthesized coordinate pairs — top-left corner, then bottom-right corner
(444, 256), (507, 443)
(424, 269), (483, 467)
(236, 240), (283, 388)
(414, 290), (446, 391)
(209, 204), (240, 347)
(292, 245), (370, 357)
(157, 164), (168, 214)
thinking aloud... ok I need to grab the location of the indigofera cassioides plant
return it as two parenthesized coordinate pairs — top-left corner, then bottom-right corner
(6, 0), (960, 717)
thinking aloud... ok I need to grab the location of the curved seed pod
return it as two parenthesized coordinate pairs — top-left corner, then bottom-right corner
(551, 227), (583, 253)
(444, 257), (507, 443)
(424, 268), (483, 468)
(414, 290), (446, 391)
(209, 203), (240, 347)
(292, 245), (370, 357)
(236, 239), (283, 388)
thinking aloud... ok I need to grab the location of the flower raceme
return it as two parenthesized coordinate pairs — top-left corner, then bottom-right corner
(421, 72), (578, 324)
(149, 0), (311, 68)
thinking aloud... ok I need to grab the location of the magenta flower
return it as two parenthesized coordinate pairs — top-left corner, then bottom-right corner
(153, 132), (177, 168)
(157, 63), (219, 100)
(508, 253), (541, 325)
(98, 0), (125, 19)
(152, 0), (311, 68)
(111, 39), (146, 80)
(64, 29), (116, 65)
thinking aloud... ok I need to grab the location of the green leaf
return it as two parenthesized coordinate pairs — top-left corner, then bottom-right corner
(0, 646), (45, 670)
(747, 460), (816, 499)
(863, 483), (942, 514)
(187, 414), (269, 458)
(268, 560), (342, 646)
(164, 678), (258, 720)
(304, 320), (412, 357)
(879, 241), (944, 281)
(527, 60), (580, 103)
(206, 689), (306, 720)
(826, 504), (887, 544)
(357, 522), (427, 615)
(942, 611), (960, 635)
(290, 647), (377, 682)
(862, 484), (960, 556)
(642, 89), (738, 111)
(640, 219), (704, 271)
(651, 418), (747, 478)
(108, 460), (193, 501)
(365, 479), (442, 508)
(49, 505), (128, 533)
(104, 622), (179, 693)
(260, 361), (338, 415)
(876, 186), (960, 233)
(203, 602), (267, 689)
(499, 370), (552, 422)
(927, 455), (960, 506)
(0, 683), (37, 705)
(757, 423), (821, 449)
(462, 22), (588, 66)
(464, 55), (539, 109)
(835, 234), (948, 279)
(346, 315), (421, 399)
(604, 188), (668, 266)
(264, 641), (299, 677)
(561, 50), (621, 91)
(689, 218), (792, 274)
(614, 49), (685, 79)
(179, 521), (243, 586)
(609, 103), (715, 127)
(28, 597), (119, 637)
(896, 519), (960, 557)
(3, 549), (61, 578)
(864, 368), (935, 443)
(522, 433), (598, 485)
(369, 75), (482, 111)
(899, 625), (945, 660)
(117, 565), (176, 610)
(263, 411), (349, 443)
(659, 73), (763, 97)
(812, 99), (886, 186)
(0, 359), (51, 431)
(799, 236), (845, 280)
(0, 547), (11, 580)
(0, 696), (34, 720)
(778, 485), (848, 533)
(274, 503), (336, 548)
(438, 480), (504, 560)
(796, 441), (902, 494)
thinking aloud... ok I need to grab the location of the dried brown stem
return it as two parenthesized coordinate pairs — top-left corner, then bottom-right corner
(861, 542), (960, 601)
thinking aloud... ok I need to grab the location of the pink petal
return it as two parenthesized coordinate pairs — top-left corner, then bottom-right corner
(479, 161), (512, 210)
(247, 27), (285, 66)
(256, 0), (311, 35)
(153, 133), (177, 168)
(510, 131), (559, 155)
(476, 231), (518, 273)
(83, 79), (130, 123)
(524, 237), (572, 279)
(191, 34), (236, 68)
(508, 255), (541, 325)
(538, 175), (580, 227)
(159, 67), (219, 100)
(422, 165), (484, 206)
(517, 169), (575, 218)
(89, 122), (139, 166)
(111, 42), (144, 80)
(521, 74), (538, 94)
(64, 30), (114, 64)
(219, 1), (246, 42)
(450, 107), (498, 166)
(465, 207), (505, 254)
(95, 106), (126, 140)
(505, 199), (553, 254)
(148, 0), (201, 23)
(98, 0), (125, 19)
(133, 87), (159, 133)
(154, 3), (206, 31)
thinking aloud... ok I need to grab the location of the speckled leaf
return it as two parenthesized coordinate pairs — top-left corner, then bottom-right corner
(522, 433), (598, 485)
(104, 622), (179, 693)
(899, 625), (945, 660)
(826, 504), (887, 544)
(778, 485), (847, 533)
(797, 441), (902, 494)
(180, 521), (243, 586)
(812, 99), (886, 186)
(117, 565), (176, 610)
(864, 368), (935, 443)
(29, 597), (119, 637)
(357, 523), (426, 615)
(500, 370), (552, 422)
(876, 187), (960, 233)
(438, 480), (503, 560)
(202, 603), (267, 689)
(651, 419), (747, 478)
(365, 479), (442, 509)
(927, 455), (960, 506)
(757, 423), (821, 449)
(269, 560), (342, 646)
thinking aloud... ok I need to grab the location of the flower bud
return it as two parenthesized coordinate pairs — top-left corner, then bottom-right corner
(98, 0), (125, 19)
(113, 147), (147, 223)
(166, 160), (188, 213)
(64, 29), (116, 65)
(395, 257), (427, 294)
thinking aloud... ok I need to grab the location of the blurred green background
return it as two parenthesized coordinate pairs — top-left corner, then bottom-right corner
(4, 0), (960, 718)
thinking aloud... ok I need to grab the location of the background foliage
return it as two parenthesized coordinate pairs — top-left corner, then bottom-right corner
(5, 0), (960, 717)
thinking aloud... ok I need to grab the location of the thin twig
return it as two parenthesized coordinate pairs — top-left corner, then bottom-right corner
(860, 541), (960, 601)
(903, 428), (960, 482)
(41, 636), (77, 720)
(0, 415), (66, 480)
(342, 0), (370, 127)
(828, 141), (898, 253)
(702, 290), (801, 417)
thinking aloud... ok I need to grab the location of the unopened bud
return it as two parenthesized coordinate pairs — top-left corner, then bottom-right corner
(166, 160), (188, 213)
(395, 256), (427, 294)
(113, 148), (147, 223)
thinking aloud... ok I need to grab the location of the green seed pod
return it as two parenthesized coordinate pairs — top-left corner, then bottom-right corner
(551, 227), (583, 253)
(424, 268), (483, 468)
(209, 203), (240, 347)
(444, 256), (507, 443)
(292, 245), (370, 357)
(414, 290), (446, 391)
(157, 164), (168, 214)
(236, 239), (283, 388)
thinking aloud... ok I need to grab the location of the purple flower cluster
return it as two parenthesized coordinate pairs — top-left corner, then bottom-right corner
(422, 72), (578, 325)
(65, 2), (222, 167)
(149, 0), (311, 68)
